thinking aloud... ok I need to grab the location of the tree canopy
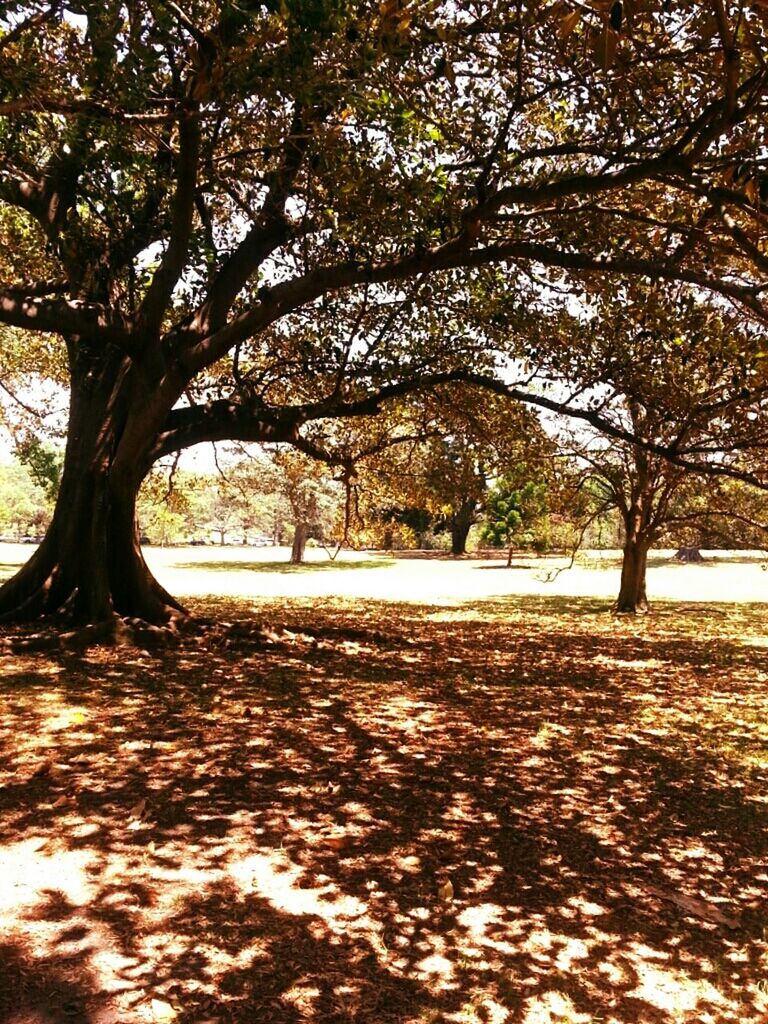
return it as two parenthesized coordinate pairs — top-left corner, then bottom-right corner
(2, 0), (768, 627)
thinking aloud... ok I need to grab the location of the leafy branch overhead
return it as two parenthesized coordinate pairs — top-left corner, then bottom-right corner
(1, 0), (768, 627)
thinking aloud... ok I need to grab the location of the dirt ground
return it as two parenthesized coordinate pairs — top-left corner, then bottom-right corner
(0, 548), (767, 1024)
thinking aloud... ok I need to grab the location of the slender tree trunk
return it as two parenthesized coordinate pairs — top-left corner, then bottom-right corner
(450, 500), (475, 556)
(0, 353), (185, 627)
(506, 543), (513, 567)
(290, 522), (308, 564)
(616, 538), (650, 613)
(613, 438), (658, 614)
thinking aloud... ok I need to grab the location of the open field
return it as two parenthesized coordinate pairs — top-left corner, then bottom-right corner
(1, 543), (766, 607)
(1, 549), (767, 1023)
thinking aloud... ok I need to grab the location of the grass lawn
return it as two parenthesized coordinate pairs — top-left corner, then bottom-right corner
(0, 547), (767, 1023)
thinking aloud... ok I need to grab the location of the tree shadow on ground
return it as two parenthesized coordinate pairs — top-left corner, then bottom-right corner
(473, 563), (542, 571)
(0, 595), (767, 1022)
(170, 558), (394, 574)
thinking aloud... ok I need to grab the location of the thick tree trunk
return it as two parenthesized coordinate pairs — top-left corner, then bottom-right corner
(615, 538), (651, 613)
(450, 500), (475, 556)
(0, 355), (185, 627)
(290, 522), (309, 564)
(675, 546), (703, 562)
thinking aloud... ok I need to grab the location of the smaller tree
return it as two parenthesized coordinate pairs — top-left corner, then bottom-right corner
(270, 450), (344, 564)
(13, 434), (62, 502)
(0, 462), (52, 539)
(481, 472), (549, 566)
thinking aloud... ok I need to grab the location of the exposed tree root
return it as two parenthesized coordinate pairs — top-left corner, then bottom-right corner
(1, 609), (204, 654)
(612, 602), (650, 615)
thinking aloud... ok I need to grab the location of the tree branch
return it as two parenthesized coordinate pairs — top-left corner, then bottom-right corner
(192, 103), (319, 335)
(180, 234), (768, 377)
(0, 289), (133, 349)
(136, 108), (200, 342)
(0, 4), (59, 54)
(0, 98), (176, 122)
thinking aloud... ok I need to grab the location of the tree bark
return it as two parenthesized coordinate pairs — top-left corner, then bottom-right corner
(290, 522), (308, 564)
(675, 546), (703, 562)
(0, 353), (185, 627)
(615, 529), (652, 614)
(450, 500), (475, 556)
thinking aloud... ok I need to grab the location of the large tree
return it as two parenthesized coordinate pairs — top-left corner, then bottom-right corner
(1, 0), (767, 628)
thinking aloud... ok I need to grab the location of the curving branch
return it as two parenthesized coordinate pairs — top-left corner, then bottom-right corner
(180, 232), (768, 378)
(149, 398), (301, 464)
(0, 288), (134, 349)
(191, 103), (322, 336)
(0, 98), (176, 122)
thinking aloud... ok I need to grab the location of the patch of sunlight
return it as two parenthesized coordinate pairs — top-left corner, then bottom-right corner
(522, 927), (555, 958)
(531, 722), (570, 749)
(451, 997), (509, 1024)
(455, 903), (527, 957)
(230, 851), (374, 935)
(0, 841), (155, 1000)
(553, 936), (591, 971)
(283, 981), (321, 1016)
(423, 609), (483, 623)
(592, 654), (667, 670)
(598, 960), (628, 985)
(566, 895), (608, 917)
(628, 960), (729, 1015)
(0, 839), (94, 912)
(415, 952), (456, 986)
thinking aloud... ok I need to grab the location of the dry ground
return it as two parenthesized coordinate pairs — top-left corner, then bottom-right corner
(0, 547), (767, 1024)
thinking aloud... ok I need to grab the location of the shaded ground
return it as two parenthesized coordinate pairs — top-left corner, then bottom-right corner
(1, 586), (768, 1024)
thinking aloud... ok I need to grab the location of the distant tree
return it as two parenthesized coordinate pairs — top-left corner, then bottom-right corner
(13, 434), (62, 501)
(348, 388), (552, 554)
(269, 450), (343, 563)
(661, 478), (768, 555)
(521, 281), (768, 612)
(137, 467), (198, 545)
(481, 471), (549, 566)
(0, 462), (52, 539)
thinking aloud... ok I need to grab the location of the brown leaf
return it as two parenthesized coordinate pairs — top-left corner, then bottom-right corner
(646, 884), (741, 929)
(322, 833), (348, 850)
(593, 25), (619, 69)
(438, 878), (454, 901)
(558, 10), (581, 38)
(129, 798), (147, 819)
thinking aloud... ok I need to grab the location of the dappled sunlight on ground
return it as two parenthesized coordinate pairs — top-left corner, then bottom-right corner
(1, 592), (768, 1022)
